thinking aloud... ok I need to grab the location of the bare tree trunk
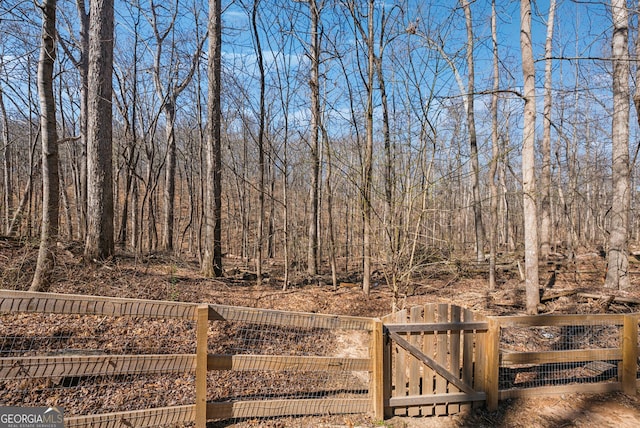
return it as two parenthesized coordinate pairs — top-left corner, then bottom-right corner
(461, 0), (485, 263)
(605, 0), (630, 289)
(31, 0), (59, 292)
(499, 132), (515, 252)
(240, 133), (249, 261)
(269, 10), (294, 291)
(140, 159), (156, 252)
(489, 0), (499, 290)
(79, 13), (89, 242)
(0, 83), (10, 234)
(520, 0), (540, 314)
(203, 0), (223, 277)
(62, 0), (90, 240)
(85, 0), (114, 261)
(60, 166), (73, 240)
(267, 148), (277, 259)
(282, 128), (290, 290)
(307, 0), (320, 277)
(161, 101), (177, 251)
(540, 0), (557, 259)
(633, 1), (640, 247)
(117, 141), (137, 248)
(131, 178), (139, 252)
(25, 74), (36, 239)
(375, 4), (396, 290)
(320, 124), (338, 290)
(361, 0), (374, 295)
(194, 61), (206, 262)
(56, 69), (72, 241)
(116, 17), (140, 250)
(252, 0), (266, 285)
(8, 141), (37, 237)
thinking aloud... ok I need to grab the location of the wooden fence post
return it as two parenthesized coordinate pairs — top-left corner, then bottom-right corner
(383, 322), (392, 419)
(622, 315), (638, 396)
(195, 304), (210, 427)
(371, 318), (384, 421)
(485, 317), (500, 411)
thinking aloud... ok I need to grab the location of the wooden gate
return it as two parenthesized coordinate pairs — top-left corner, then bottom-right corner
(382, 303), (489, 417)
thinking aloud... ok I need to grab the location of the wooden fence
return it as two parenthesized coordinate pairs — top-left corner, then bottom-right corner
(0, 290), (381, 427)
(1, 291), (639, 427)
(494, 313), (639, 405)
(383, 304), (639, 416)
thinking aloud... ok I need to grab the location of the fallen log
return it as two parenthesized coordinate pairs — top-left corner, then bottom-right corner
(540, 289), (577, 303)
(577, 293), (640, 305)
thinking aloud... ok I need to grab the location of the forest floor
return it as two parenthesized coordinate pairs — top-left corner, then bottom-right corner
(3, 237), (640, 427)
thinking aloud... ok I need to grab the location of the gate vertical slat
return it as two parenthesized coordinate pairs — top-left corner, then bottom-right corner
(422, 304), (436, 416)
(485, 318), (500, 411)
(408, 306), (422, 416)
(461, 308), (475, 413)
(472, 311), (487, 409)
(382, 314), (395, 419)
(435, 303), (449, 416)
(449, 306), (462, 414)
(394, 309), (407, 416)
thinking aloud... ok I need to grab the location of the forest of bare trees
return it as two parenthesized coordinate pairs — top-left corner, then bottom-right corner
(1, 1), (640, 312)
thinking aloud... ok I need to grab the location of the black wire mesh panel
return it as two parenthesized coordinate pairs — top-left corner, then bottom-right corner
(0, 311), (197, 427)
(205, 307), (373, 425)
(499, 320), (622, 390)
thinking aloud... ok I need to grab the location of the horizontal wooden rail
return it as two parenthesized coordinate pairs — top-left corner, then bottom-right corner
(208, 354), (371, 372)
(499, 382), (621, 399)
(385, 321), (488, 333)
(207, 304), (373, 330)
(0, 354), (196, 380)
(388, 392), (486, 407)
(498, 314), (627, 328)
(0, 290), (198, 319)
(501, 348), (621, 366)
(65, 405), (196, 428)
(206, 398), (371, 420)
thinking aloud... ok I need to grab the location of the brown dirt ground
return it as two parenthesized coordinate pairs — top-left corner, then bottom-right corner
(3, 237), (640, 427)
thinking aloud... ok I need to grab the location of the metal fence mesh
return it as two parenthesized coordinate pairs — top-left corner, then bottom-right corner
(1, 305), (372, 426)
(205, 309), (371, 425)
(499, 321), (622, 390)
(0, 312), (197, 422)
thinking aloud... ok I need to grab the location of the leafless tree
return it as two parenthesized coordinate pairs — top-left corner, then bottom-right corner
(307, 0), (321, 277)
(520, 0), (540, 314)
(149, 0), (206, 252)
(31, 0), (59, 291)
(250, 0), (266, 285)
(0, 80), (10, 234)
(605, 0), (630, 289)
(58, 0), (89, 239)
(540, 0), (557, 259)
(84, 0), (114, 261)
(202, 0), (223, 277)
(343, 0), (375, 295)
(460, 0), (485, 263)
(488, 0), (499, 290)
(113, 2), (143, 251)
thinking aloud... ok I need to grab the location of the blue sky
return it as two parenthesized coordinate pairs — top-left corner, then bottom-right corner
(0, 0), (624, 157)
